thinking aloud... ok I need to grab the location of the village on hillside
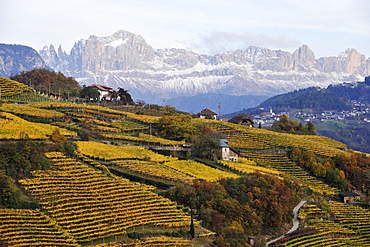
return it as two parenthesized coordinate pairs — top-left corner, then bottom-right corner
(250, 99), (370, 127)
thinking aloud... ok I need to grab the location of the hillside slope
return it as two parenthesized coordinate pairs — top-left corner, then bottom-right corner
(0, 81), (369, 246)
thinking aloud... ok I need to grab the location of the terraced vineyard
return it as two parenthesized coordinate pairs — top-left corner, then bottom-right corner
(0, 77), (55, 103)
(30, 101), (160, 124)
(77, 141), (239, 182)
(110, 120), (148, 132)
(0, 77), (34, 96)
(124, 112), (161, 123)
(19, 152), (192, 244)
(218, 157), (281, 177)
(223, 131), (273, 150)
(297, 204), (328, 219)
(0, 103), (65, 120)
(241, 152), (338, 195)
(214, 121), (346, 157)
(204, 120), (346, 196)
(329, 201), (370, 245)
(0, 208), (80, 247)
(272, 202), (370, 246)
(101, 133), (185, 146)
(163, 160), (239, 182)
(30, 102), (126, 115)
(273, 229), (351, 246)
(95, 236), (193, 246)
(27, 102), (162, 135)
(0, 76), (368, 246)
(112, 160), (196, 183)
(76, 141), (174, 162)
(0, 112), (76, 139)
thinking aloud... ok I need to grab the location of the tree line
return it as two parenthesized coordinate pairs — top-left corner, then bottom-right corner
(10, 68), (134, 104)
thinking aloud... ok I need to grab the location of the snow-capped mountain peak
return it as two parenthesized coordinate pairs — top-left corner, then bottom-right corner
(39, 30), (370, 112)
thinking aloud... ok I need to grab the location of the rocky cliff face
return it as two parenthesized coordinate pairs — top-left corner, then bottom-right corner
(315, 49), (369, 75)
(79, 30), (155, 72)
(292, 45), (316, 71)
(0, 44), (48, 77)
(37, 29), (370, 111)
(2, 29), (368, 113)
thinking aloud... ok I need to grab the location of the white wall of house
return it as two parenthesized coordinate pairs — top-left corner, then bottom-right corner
(99, 90), (110, 100)
(199, 114), (217, 120)
(222, 147), (229, 159)
(222, 147), (238, 162)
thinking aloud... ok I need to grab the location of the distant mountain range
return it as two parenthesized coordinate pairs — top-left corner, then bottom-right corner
(0, 44), (49, 77)
(2, 29), (370, 113)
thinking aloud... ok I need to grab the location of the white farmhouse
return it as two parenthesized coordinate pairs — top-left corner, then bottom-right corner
(197, 108), (218, 120)
(220, 139), (238, 162)
(89, 84), (115, 101)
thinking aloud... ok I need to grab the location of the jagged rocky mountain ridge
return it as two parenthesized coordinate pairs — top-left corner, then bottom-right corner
(2, 29), (370, 113)
(39, 30), (370, 113)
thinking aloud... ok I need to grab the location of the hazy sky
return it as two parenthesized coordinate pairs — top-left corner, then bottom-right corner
(1, 0), (369, 58)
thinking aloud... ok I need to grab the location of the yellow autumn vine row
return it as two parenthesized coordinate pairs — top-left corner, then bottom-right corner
(19, 153), (192, 243)
(0, 112), (76, 139)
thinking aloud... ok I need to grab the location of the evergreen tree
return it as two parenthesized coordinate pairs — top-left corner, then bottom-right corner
(118, 88), (133, 104)
(79, 85), (100, 101)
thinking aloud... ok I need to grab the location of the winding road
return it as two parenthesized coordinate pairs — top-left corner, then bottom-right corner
(266, 200), (307, 246)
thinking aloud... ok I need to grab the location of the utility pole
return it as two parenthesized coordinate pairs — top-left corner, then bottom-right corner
(300, 108), (304, 124)
(26, 78), (32, 88)
(218, 102), (221, 120)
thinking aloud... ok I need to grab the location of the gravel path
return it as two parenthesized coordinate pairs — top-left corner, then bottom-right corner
(266, 200), (307, 246)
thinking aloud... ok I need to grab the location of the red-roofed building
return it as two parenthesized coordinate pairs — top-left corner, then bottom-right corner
(89, 84), (115, 101)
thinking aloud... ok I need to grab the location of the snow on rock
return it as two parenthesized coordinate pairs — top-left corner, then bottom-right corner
(40, 30), (370, 107)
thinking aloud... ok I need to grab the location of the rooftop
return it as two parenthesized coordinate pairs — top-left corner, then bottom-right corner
(220, 139), (230, 148)
(89, 84), (114, 92)
(198, 108), (218, 116)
